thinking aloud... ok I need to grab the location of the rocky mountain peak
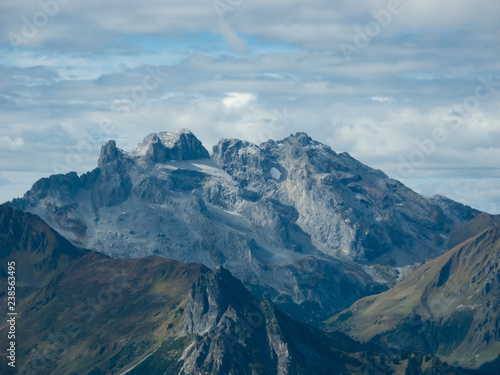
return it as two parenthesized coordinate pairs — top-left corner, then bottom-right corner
(271, 132), (336, 160)
(181, 262), (386, 375)
(97, 140), (121, 167)
(134, 128), (210, 162)
(184, 265), (253, 335)
(284, 131), (314, 146)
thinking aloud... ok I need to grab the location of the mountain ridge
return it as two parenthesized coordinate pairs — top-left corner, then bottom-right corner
(9, 129), (480, 322)
(324, 225), (500, 371)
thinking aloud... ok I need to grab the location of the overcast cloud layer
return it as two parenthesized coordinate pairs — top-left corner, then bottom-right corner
(1, 0), (499, 212)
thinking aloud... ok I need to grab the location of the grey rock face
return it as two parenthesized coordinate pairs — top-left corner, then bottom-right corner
(212, 133), (478, 265)
(97, 140), (120, 167)
(182, 266), (369, 375)
(10, 129), (479, 322)
(184, 266), (239, 335)
(136, 129), (210, 161)
(183, 266), (288, 374)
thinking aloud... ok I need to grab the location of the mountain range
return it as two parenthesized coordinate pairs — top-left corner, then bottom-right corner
(10, 129), (479, 322)
(2, 129), (499, 374)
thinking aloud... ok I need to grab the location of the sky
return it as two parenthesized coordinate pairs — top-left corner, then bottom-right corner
(0, 0), (499, 213)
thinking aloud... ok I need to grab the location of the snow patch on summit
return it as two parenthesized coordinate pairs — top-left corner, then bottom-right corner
(134, 129), (191, 156)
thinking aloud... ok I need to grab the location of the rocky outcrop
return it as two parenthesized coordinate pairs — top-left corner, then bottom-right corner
(184, 266), (246, 335)
(136, 129), (210, 162)
(97, 140), (121, 167)
(181, 266), (372, 375)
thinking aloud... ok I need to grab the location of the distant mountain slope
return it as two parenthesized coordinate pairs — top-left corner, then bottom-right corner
(0, 204), (449, 375)
(9, 129), (479, 321)
(324, 226), (500, 372)
(447, 212), (500, 249)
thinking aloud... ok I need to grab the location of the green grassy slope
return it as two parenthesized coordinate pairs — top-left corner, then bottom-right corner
(0, 205), (208, 374)
(447, 212), (500, 249)
(325, 227), (500, 371)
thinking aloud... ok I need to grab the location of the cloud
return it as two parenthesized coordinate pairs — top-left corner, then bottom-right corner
(0, 0), (499, 212)
(0, 136), (24, 149)
(222, 92), (255, 109)
(217, 23), (249, 54)
(0, 173), (10, 187)
(1, 0), (499, 55)
(371, 96), (394, 103)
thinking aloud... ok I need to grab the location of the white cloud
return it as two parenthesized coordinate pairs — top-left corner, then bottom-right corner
(0, 0), (499, 211)
(217, 23), (249, 54)
(371, 96), (394, 103)
(222, 92), (255, 110)
(0, 136), (24, 149)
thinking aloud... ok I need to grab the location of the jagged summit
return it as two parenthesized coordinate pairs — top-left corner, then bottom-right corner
(281, 131), (315, 146)
(98, 130), (332, 169)
(133, 128), (210, 161)
(97, 129), (210, 167)
(98, 139), (121, 167)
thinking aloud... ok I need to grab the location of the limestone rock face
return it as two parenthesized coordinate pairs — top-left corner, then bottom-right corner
(212, 132), (478, 265)
(98, 140), (121, 167)
(135, 129), (210, 162)
(10, 129), (479, 322)
(182, 266), (369, 375)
